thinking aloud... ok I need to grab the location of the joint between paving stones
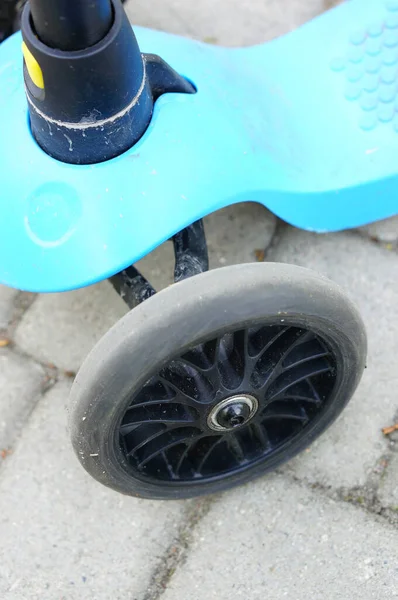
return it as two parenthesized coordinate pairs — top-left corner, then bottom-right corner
(142, 442), (398, 600)
(263, 218), (288, 260)
(1, 289), (74, 390)
(354, 226), (398, 251)
(141, 496), (216, 600)
(278, 444), (398, 528)
(385, 407), (398, 454)
(0, 290), (64, 465)
(4, 338), (61, 390)
(138, 426), (398, 600)
(4, 291), (38, 338)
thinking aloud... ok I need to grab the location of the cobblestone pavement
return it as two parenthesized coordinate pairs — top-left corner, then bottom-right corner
(1, 1), (398, 598)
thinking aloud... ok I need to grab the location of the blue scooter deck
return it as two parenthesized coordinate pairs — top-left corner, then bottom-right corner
(0, 0), (397, 291)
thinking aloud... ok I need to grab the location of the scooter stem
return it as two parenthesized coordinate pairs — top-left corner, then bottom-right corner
(29, 0), (113, 50)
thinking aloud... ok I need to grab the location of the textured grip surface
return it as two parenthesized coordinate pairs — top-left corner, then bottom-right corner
(331, 0), (398, 132)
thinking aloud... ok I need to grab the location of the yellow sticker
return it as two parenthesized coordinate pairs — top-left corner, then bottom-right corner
(22, 42), (44, 89)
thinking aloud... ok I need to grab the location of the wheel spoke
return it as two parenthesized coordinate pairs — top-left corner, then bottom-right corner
(161, 451), (178, 480)
(270, 379), (323, 406)
(265, 358), (333, 403)
(138, 439), (194, 469)
(120, 418), (194, 434)
(121, 402), (199, 429)
(159, 361), (215, 406)
(226, 433), (246, 463)
(307, 377), (322, 404)
(216, 335), (234, 378)
(130, 377), (176, 405)
(181, 342), (216, 370)
(118, 422), (142, 435)
(122, 424), (167, 455)
(217, 330), (246, 391)
(246, 325), (287, 358)
(196, 436), (224, 475)
(134, 427), (200, 468)
(262, 402), (309, 423)
(262, 329), (313, 380)
(126, 398), (182, 410)
(158, 375), (191, 404)
(213, 336), (223, 365)
(249, 327), (307, 387)
(250, 422), (271, 451)
(175, 438), (199, 476)
(278, 394), (321, 406)
(283, 350), (330, 371)
(282, 338), (331, 371)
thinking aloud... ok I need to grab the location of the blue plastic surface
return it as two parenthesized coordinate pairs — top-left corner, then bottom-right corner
(1, 0), (398, 292)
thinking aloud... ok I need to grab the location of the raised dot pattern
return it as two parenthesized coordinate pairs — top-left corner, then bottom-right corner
(330, 1), (398, 131)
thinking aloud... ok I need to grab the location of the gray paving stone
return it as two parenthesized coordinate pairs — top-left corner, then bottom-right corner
(378, 453), (398, 510)
(205, 203), (277, 269)
(0, 285), (18, 330)
(0, 349), (44, 451)
(267, 227), (398, 489)
(0, 380), (184, 600)
(358, 216), (398, 245)
(162, 475), (398, 600)
(125, 0), (327, 45)
(14, 281), (128, 373)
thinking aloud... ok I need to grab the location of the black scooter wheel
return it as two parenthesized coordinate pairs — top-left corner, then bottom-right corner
(69, 263), (366, 500)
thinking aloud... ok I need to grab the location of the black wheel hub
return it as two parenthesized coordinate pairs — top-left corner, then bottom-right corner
(118, 324), (337, 485)
(208, 395), (258, 431)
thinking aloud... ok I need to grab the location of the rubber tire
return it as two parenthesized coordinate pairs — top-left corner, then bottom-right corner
(68, 263), (367, 500)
